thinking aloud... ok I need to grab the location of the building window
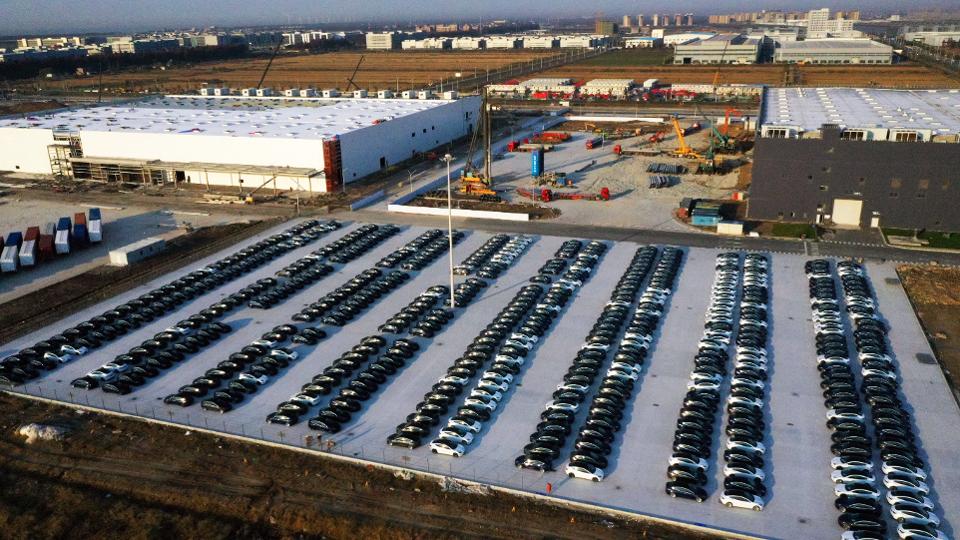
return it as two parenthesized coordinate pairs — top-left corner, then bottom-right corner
(890, 178), (902, 189)
(943, 181), (951, 191)
(858, 177), (866, 185)
(819, 185), (829, 191)
(894, 131), (918, 142)
(917, 192), (927, 199)
(918, 179), (929, 190)
(422, 128), (427, 134)
(840, 130), (865, 141)
(889, 192), (899, 198)
(411, 132), (415, 137)
(766, 128), (788, 139)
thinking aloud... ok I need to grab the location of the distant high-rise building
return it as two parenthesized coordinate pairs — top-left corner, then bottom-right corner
(685, 14), (694, 26)
(638, 14), (645, 27)
(623, 15), (633, 29)
(595, 20), (618, 35)
(652, 14), (660, 26)
(674, 14), (683, 26)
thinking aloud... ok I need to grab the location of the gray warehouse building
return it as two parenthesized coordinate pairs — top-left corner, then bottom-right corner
(773, 39), (893, 64)
(673, 34), (762, 64)
(749, 87), (960, 231)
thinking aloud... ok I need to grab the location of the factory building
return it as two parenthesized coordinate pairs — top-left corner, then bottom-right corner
(579, 79), (635, 97)
(774, 39), (893, 64)
(365, 32), (405, 50)
(673, 34), (762, 64)
(748, 87), (960, 230)
(0, 95), (480, 194)
(624, 37), (663, 48)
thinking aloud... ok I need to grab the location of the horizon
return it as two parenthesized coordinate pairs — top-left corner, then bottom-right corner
(2, 0), (956, 36)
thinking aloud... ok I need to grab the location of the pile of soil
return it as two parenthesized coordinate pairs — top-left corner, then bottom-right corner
(898, 264), (960, 394)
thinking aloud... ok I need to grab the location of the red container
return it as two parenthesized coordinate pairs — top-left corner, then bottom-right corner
(38, 234), (55, 262)
(24, 226), (39, 242)
(613, 144), (622, 155)
(74, 212), (87, 227)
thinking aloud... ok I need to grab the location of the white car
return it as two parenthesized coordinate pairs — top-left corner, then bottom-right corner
(269, 349), (299, 362)
(608, 364), (640, 378)
(481, 371), (512, 384)
(727, 396), (763, 409)
(510, 332), (538, 344)
(565, 464), (604, 482)
(687, 381), (720, 392)
(826, 409), (864, 423)
(883, 463), (928, 480)
(884, 476), (929, 493)
(886, 491), (935, 510)
(834, 484), (879, 500)
(165, 326), (191, 335)
(582, 343), (609, 352)
(239, 372), (269, 385)
(101, 362), (131, 373)
(545, 401), (579, 413)
(290, 393), (322, 406)
(251, 339), (280, 348)
(503, 339), (532, 352)
(719, 491), (764, 511)
(896, 524), (946, 540)
(447, 417), (482, 433)
(86, 368), (119, 382)
(606, 369), (639, 382)
(470, 388), (503, 402)
(622, 332), (652, 343)
(429, 438), (465, 457)
(60, 345), (88, 357)
(723, 465), (767, 480)
(832, 457), (872, 470)
(437, 430), (473, 446)
(43, 352), (72, 364)
(730, 378), (764, 390)
(557, 383), (589, 394)
(691, 372), (723, 385)
(862, 368), (896, 380)
(830, 469), (875, 484)
(440, 375), (469, 386)
(726, 440), (765, 455)
(669, 455), (708, 471)
(479, 380), (509, 394)
(440, 424), (475, 444)
(890, 506), (940, 527)
(494, 355), (523, 368)
(464, 397), (497, 412)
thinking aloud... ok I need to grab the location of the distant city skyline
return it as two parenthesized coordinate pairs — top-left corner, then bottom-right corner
(1, 0), (955, 36)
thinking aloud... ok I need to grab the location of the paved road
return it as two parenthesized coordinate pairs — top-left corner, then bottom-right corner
(348, 209), (960, 266)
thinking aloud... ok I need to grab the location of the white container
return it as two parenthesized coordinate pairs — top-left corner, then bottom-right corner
(88, 219), (102, 243)
(442, 91), (458, 99)
(353, 89), (368, 98)
(0, 246), (18, 272)
(377, 90), (393, 99)
(18, 239), (36, 267)
(322, 89), (340, 98)
(55, 229), (70, 254)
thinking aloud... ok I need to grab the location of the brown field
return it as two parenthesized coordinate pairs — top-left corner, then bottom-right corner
(51, 50), (560, 94)
(533, 63), (960, 88)
(898, 264), (960, 392)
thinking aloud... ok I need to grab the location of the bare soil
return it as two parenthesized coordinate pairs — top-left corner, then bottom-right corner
(897, 265), (960, 393)
(0, 392), (726, 540)
(0, 100), (67, 116)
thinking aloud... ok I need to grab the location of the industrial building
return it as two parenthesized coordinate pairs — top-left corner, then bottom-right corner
(365, 32), (406, 50)
(0, 95), (480, 193)
(773, 39), (892, 64)
(579, 79), (635, 97)
(624, 36), (663, 48)
(673, 34), (762, 64)
(749, 87), (960, 230)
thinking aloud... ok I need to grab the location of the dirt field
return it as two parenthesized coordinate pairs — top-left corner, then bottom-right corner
(532, 63), (960, 88)
(897, 265), (960, 395)
(0, 100), (67, 116)
(47, 50), (560, 94)
(0, 392), (725, 540)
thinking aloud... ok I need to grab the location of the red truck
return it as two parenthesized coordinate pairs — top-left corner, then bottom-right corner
(585, 137), (603, 150)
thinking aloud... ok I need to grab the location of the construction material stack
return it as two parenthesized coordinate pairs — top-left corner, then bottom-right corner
(19, 226), (39, 268)
(55, 217), (72, 255)
(87, 208), (102, 243)
(1, 232), (23, 273)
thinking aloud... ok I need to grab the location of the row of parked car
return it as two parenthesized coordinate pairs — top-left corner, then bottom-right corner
(835, 261), (940, 540)
(429, 241), (609, 458)
(564, 247), (683, 482)
(319, 224), (400, 265)
(0, 220), (336, 386)
(719, 253), (770, 512)
(377, 229), (445, 269)
(516, 246), (659, 472)
(665, 252), (742, 503)
(454, 234), (511, 276)
(388, 284), (548, 450)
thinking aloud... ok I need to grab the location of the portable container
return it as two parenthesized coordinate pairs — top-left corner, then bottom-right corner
(88, 207), (103, 243)
(74, 212), (87, 227)
(2, 231), (23, 273)
(55, 217), (72, 255)
(19, 226), (39, 267)
(531, 148), (545, 177)
(73, 223), (89, 246)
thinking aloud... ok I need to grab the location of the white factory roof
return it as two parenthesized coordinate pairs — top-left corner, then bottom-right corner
(518, 78), (572, 88)
(778, 39), (892, 51)
(582, 79), (635, 87)
(762, 87), (960, 135)
(0, 95), (456, 140)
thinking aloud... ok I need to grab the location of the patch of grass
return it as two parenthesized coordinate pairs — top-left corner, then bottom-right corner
(771, 223), (818, 239)
(883, 228), (960, 250)
(573, 48), (672, 67)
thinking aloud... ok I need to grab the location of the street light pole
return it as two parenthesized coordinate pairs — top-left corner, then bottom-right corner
(443, 153), (456, 309)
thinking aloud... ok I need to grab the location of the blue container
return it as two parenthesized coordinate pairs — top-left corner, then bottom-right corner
(691, 214), (721, 227)
(72, 223), (89, 246)
(56, 216), (72, 232)
(88, 207), (102, 221)
(531, 148), (544, 177)
(5, 231), (23, 247)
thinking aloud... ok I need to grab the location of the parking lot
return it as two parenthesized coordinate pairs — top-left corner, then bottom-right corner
(1, 218), (957, 539)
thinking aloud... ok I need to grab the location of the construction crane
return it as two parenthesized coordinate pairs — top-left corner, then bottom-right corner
(720, 106), (744, 136)
(256, 36), (285, 90)
(345, 55), (365, 91)
(670, 117), (702, 159)
(711, 39), (731, 100)
(461, 90), (494, 189)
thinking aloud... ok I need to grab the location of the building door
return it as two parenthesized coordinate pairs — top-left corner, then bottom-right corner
(831, 199), (863, 227)
(870, 214), (881, 228)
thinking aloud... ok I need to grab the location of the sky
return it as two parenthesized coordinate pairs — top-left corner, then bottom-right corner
(0, 0), (953, 35)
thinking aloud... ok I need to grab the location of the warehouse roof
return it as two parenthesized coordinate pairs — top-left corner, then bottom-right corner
(778, 39), (893, 51)
(762, 87), (960, 134)
(0, 95), (458, 140)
